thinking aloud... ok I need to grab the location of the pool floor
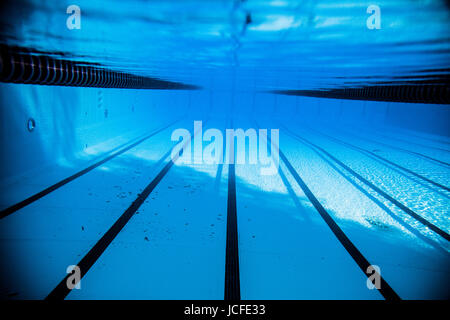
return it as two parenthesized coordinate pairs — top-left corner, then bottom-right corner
(0, 116), (449, 300)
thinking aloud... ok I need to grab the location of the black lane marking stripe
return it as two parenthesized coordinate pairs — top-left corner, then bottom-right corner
(0, 119), (181, 219)
(387, 129), (450, 146)
(283, 126), (450, 242)
(352, 125), (450, 154)
(225, 119), (240, 300)
(45, 124), (201, 300)
(46, 159), (174, 300)
(307, 127), (450, 193)
(214, 123), (225, 191)
(225, 162), (240, 300)
(262, 131), (400, 300)
(339, 126), (450, 167)
(374, 132), (450, 154)
(297, 135), (449, 256)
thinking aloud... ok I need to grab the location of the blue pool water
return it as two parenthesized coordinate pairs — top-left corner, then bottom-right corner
(0, 0), (449, 300)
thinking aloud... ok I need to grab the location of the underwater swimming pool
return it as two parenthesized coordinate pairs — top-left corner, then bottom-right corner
(0, 0), (449, 300)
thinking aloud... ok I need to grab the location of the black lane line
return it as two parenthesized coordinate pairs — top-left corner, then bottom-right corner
(278, 166), (312, 223)
(214, 124), (225, 191)
(261, 129), (400, 300)
(225, 118), (240, 300)
(46, 158), (174, 300)
(356, 127), (450, 154)
(306, 127), (450, 193)
(225, 161), (240, 300)
(286, 128), (448, 255)
(337, 126), (450, 168)
(387, 128), (450, 146)
(375, 133), (450, 154)
(283, 125), (450, 242)
(0, 119), (181, 219)
(45, 123), (201, 300)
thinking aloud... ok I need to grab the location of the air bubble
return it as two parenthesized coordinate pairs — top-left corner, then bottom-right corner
(27, 118), (36, 132)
